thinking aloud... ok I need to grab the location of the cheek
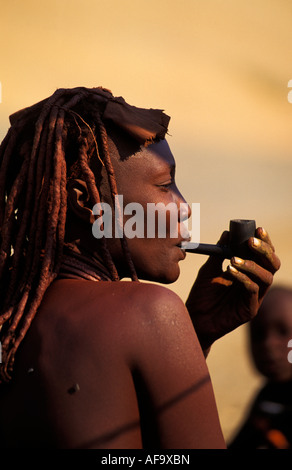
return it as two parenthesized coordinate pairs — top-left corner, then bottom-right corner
(122, 201), (178, 240)
(127, 237), (176, 270)
(127, 237), (166, 264)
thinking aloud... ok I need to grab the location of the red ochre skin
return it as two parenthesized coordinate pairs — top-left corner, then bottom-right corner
(0, 279), (225, 449)
(0, 130), (280, 449)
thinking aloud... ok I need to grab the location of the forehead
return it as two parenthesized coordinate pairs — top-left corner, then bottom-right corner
(114, 139), (176, 177)
(252, 292), (292, 330)
(141, 140), (175, 167)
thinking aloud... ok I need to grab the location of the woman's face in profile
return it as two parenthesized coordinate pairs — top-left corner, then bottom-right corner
(102, 139), (191, 283)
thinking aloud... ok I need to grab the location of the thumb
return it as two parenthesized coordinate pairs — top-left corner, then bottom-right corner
(217, 229), (230, 246)
(198, 230), (230, 275)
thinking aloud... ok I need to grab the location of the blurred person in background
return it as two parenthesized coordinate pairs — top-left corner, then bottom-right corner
(229, 286), (292, 449)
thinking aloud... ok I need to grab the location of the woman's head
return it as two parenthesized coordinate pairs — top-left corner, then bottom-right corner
(0, 86), (189, 381)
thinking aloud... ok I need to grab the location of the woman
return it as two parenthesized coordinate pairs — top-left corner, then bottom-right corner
(0, 87), (280, 448)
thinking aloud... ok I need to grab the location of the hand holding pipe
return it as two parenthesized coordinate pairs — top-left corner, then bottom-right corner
(182, 219), (256, 259)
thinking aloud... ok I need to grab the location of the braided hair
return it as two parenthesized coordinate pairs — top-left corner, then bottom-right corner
(0, 86), (170, 383)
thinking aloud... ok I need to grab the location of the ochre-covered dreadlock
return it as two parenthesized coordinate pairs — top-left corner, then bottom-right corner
(0, 86), (170, 383)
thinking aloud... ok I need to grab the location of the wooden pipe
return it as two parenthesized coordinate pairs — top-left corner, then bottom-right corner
(181, 219), (256, 259)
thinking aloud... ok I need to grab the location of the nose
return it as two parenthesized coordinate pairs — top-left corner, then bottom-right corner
(175, 190), (192, 241)
(179, 203), (191, 223)
(176, 190), (191, 221)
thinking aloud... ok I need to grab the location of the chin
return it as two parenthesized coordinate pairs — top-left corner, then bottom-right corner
(138, 265), (181, 284)
(159, 272), (180, 284)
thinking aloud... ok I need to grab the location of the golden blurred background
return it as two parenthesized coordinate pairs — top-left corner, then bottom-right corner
(1, 0), (292, 443)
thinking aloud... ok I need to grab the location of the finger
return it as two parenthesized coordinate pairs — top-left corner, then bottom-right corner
(197, 230), (229, 276)
(255, 227), (275, 251)
(247, 236), (281, 273)
(216, 230), (230, 246)
(230, 256), (274, 288)
(227, 265), (259, 315)
(227, 265), (259, 297)
(227, 265), (258, 291)
(198, 255), (224, 277)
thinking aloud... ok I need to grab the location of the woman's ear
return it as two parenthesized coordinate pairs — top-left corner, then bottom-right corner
(66, 179), (95, 224)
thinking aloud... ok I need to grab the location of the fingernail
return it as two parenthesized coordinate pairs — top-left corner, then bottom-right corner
(233, 257), (244, 265)
(228, 265), (239, 273)
(252, 237), (260, 247)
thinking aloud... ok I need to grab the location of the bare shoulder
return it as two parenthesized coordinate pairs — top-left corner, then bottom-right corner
(114, 281), (188, 319)
(33, 279), (195, 366)
(23, 279), (199, 399)
(39, 279), (188, 331)
(117, 281), (197, 344)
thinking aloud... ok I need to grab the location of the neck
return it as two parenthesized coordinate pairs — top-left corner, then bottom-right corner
(58, 243), (113, 281)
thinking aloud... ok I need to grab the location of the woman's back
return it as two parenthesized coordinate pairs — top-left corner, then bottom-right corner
(0, 279), (225, 449)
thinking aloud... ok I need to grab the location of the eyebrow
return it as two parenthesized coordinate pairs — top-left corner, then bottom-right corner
(154, 164), (176, 180)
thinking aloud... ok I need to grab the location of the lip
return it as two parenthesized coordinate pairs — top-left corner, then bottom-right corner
(175, 244), (186, 260)
(176, 237), (190, 250)
(176, 237), (191, 247)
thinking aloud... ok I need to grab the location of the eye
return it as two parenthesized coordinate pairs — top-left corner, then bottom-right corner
(159, 182), (172, 190)
(155, 165), (176, 192)
(157, 178), (175, 192)
(276, 324), (290, 337)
